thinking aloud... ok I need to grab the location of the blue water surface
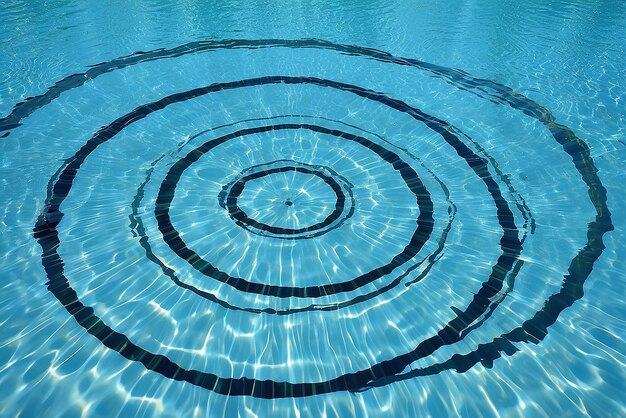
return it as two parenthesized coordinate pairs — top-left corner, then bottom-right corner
(1, 1), (625, 417)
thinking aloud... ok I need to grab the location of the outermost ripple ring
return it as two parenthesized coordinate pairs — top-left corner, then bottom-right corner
(14, 39), (610, 398)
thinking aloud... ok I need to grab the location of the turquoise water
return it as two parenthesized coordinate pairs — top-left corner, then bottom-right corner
(1, 1), (625, 416)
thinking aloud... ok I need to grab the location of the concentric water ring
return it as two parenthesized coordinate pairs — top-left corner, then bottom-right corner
(2, 39), (609, 398)
(156, 120), (434, 298)
(130, 114), (455, 316)
(218, 160), (355, 239)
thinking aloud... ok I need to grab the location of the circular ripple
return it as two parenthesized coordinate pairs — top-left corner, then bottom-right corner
(2, 39), (610, 398)
(131, 115), (454, 316)
(218, 160), (355, 239)
(157, 121), (434, 298)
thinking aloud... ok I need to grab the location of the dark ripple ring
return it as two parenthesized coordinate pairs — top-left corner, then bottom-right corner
(157, 122), (433, 298)
(221, 162), (354, 239)
(132, 116), (451, 316)
(18, 39), (611, 398)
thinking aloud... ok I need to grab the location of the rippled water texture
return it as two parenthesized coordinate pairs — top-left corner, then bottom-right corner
(1, 1), (625, 417)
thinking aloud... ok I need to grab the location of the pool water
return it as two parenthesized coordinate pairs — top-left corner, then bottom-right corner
(1, 1), (625, 417)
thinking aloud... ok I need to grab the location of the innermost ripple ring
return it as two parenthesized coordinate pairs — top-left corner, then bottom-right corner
(156, 123), (434, 299)
(223, 164), (350, 238)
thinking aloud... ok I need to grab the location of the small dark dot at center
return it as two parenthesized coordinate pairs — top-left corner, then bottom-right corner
(284, 200), (293, 207)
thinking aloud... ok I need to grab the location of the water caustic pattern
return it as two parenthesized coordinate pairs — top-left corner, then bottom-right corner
(0, 36), (615, 406)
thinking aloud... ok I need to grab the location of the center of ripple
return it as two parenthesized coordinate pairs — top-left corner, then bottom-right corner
(220, 160), (355, 239)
